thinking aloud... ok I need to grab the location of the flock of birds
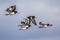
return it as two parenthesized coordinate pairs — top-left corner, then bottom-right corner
(5, 5), (53, 30)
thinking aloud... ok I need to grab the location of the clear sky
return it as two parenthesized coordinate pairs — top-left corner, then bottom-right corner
(0, 0), (60, 40)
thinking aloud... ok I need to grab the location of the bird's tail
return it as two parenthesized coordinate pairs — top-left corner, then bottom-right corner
(5, 14), (10, 16)
(14, 11), (17, 14)
(39, 22), (42, 25)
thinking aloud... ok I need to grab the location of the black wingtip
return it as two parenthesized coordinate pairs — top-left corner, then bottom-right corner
(39, 26), (44, 28)
(14, 11), (17, 14)
(18, 25), (22, 26)
(34, 23), (37, 25)
(39, 22), (42, 25)
(5, 14), (9, 16)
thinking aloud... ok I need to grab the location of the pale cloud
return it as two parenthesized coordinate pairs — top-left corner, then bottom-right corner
(33, 2), (59, 14)
(26, 36), (60, 40)
(15, 0), (60, 22)
(0, 0), (60, 40)
(31, 2), (60, 21)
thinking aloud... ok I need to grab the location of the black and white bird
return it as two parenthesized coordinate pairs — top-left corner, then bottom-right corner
(25, 18), (30, 25)
(18, 19), (31, 30)
(5, 5), (17, 15)
(39, 22), (53, 28)
(19, 24), (31, 30)
(27, 16), (37, 25)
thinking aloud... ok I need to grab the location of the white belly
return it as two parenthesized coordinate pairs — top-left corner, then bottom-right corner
(9, 8), (12, 11)
(44, 25), (48, 27)
(10, 12), (15, 14)
(21, 27), (27, 30)
(25, 25), (29, 27)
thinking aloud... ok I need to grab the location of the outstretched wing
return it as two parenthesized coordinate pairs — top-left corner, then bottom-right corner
(31, 18), (37, 25)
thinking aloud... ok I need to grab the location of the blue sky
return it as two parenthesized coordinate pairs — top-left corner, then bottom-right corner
(0, 0), (60, 40)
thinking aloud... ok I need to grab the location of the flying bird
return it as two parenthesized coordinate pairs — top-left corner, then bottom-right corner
(18, 19), (31, 30)
(25, 18), (30, 25)
(5, 5), (17, 15)
(18, 21), (31, 30)
(39, 22), (53, 28)
(19, 24), (31, 30)
(27, 16), (37, 25)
